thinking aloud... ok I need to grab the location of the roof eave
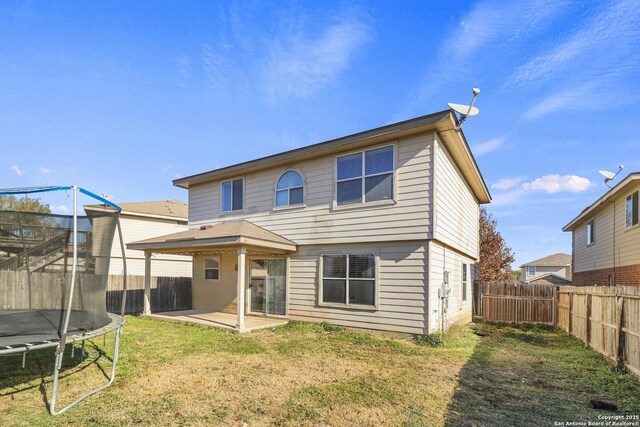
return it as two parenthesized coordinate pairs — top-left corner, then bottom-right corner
(173, 110), (453, 189)
(563, 172), (640, 231)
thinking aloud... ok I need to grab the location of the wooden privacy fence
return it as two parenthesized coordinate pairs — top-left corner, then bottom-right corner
(107, 275), (192, 314)
(556, 285), (640, 379)
(474, 281), (640, 379)
(475, 281), (556, 324)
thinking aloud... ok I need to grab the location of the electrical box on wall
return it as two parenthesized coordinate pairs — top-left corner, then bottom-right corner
(438, 271), (451, 299)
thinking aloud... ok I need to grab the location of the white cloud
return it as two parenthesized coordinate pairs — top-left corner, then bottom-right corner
(52, 205), (69, 213)
(265, 18), (371, 101)
(40, 167), (50, 173)
(491, 177), (522, 191)
(10, 165), (22, 176)
(523, 86), (589, 120)
(473, 137), (505, 156)
(521, 174), (592, 194)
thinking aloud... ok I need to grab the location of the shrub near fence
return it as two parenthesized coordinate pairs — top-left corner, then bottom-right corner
(106, 275), (192, 314)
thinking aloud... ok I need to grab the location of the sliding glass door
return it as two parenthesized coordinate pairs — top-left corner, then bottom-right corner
(249, 259), (286, 317)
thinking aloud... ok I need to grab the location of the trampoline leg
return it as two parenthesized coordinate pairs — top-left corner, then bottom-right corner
(49, 326), (123, 415)
(81, 340), (86, 361)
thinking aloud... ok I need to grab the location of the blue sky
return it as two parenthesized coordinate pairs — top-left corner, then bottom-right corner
(1, 1), (639, 267)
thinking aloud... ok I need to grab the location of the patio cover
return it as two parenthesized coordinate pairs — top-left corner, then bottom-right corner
(127, 219), (297, 253)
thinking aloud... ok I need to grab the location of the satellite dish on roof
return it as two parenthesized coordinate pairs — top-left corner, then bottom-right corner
(448, 88), (481, 130)
(598, 165), (624, 188)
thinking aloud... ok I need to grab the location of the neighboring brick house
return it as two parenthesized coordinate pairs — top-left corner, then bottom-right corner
(520, 253), (572, 284)
(563, 173), (640, 286)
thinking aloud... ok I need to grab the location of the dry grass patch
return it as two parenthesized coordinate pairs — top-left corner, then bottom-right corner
(1, 317), (639, 426)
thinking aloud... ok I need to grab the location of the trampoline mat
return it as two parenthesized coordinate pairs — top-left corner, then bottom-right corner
(0, 310), (110, 347)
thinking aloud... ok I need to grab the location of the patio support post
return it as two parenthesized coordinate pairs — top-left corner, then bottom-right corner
(236, 247), (246, 331)
(144, 251), (152, 315)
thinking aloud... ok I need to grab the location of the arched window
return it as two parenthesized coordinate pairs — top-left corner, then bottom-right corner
(275, 170), (304, 207)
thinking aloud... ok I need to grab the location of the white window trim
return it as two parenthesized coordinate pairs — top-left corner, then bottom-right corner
(586, 220), (595, 246)
(273, 169), (306, 209)
(220, 176), (245, 214)
(333, 142), (397, 209)
(318, 253), (379, 310)
(204, 256), (221, 282)
(462, 263), (468, 302)
(527, 266), (536, 276)
(625, 190), (639, 230)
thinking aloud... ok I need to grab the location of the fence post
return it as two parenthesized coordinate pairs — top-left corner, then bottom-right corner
(586, 293), (592, 346)
(616, 296), (625, 369)
(552, 286), (557, 327)
(568, 291), (573, 336)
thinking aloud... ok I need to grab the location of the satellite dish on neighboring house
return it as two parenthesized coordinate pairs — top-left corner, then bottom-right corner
(448, 87), (481, 130)
(598, 165), (624, 188)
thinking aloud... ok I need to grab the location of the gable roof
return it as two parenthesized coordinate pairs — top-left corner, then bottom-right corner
(172, 110), (491, 204)
(520, 253), (571, 268)
(528, 272), (572, 285)
(563, 172), (640, 231)
(127, 220), (296, 252)
(86, 200), (188, 221)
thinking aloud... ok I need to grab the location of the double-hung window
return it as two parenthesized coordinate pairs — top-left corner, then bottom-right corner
(336, 145), (394, 206)
(527, 266), (536, 276)
(586, 220), (594, 245)
(462, 263), (468, 302)
(221, 178), (243, 213)
(626, 190), (639, 228)
(322, 254), (376, 307)
(204, 257), (220, 280)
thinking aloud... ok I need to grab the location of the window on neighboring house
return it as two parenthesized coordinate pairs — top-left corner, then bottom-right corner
(322, 254), (376, 307)
(462, 263), (468, 302)
(275, 170), (304, 207)
(221, 178), (243, 213)
(527, 266), (536, 276)
(336, 145), (394, 206)
(587, 220), (594, 245)
(626, 190), (639, 228)
(204, 257), (220, 280)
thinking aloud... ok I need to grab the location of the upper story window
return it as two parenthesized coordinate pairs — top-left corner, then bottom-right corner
(275, 170), (304, 207)
(586, 220), (594, 245)
(336, 145), (394, 206)
(626, 190), (639, 228)
(221, 178), (244, 213)
(527, 266), (536, 276)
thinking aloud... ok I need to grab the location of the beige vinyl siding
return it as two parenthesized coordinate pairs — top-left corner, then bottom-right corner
(521, 265), (571, 282)
(572, 188), (640, 272)
(187, 133), (434, 245)
(287, 242), (429, 335)
(110, 215), (192, 276)
(427, 240), (474, 333)
(432, 136), (479, 259)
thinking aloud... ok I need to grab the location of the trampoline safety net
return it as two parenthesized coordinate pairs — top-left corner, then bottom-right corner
(0, 208), (119, 347)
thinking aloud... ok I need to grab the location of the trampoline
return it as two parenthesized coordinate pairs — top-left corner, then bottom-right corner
(0, 186), (126, 415)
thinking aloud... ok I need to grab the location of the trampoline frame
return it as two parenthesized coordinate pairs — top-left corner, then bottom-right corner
(0, 185), (126, 415)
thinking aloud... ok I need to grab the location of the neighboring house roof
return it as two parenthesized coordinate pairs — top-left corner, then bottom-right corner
(127, 220), (297, 252)
(520, 253), (572, 268)
(86, 200), (188, 221)
(563, 172), (640, 231)
(528, 273), (572, 285)
(172, 109), (492, 204)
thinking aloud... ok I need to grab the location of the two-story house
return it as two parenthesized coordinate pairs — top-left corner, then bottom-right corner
(563, 172), (640, 286)
(520, 253), (572, 285)
(129, 110), (491, 335)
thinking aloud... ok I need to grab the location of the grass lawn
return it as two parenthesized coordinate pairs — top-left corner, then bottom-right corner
(1, 317), (639, 426)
